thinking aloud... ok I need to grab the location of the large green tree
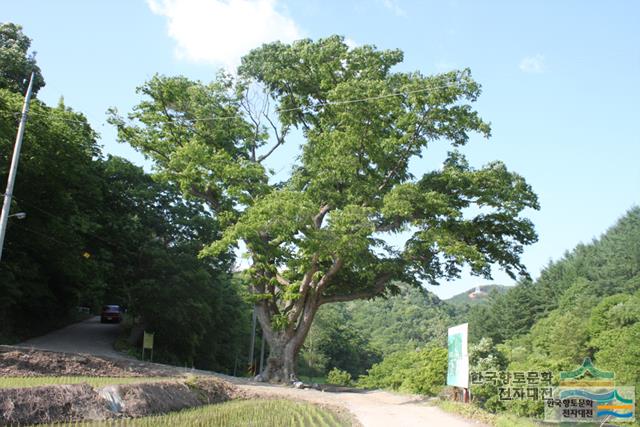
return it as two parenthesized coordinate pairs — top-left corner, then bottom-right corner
(0, 22), (249, 369)
(0, 22), (45, 95)
(0, 89), (102, 338)
(111, 36), (538, 381)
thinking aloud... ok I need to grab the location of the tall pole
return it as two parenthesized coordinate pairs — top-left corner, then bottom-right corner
(259, 328), (265, 375)
(0, 73), (35, 261)
(248, 305), (256, 374)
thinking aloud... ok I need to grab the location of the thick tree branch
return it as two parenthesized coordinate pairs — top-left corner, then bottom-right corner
(254, 300), (275, 341)
(189, 185), (222, 211)
(256, 140), (282, 163)
(315, 257), (345, 294)
(374, 219), (403, 233)
(285, 253), (318, 321)
(314, 204), (331, 228)
(286, 203), (331, 315)
(291, 288), (321, 351)
(319, 272), (393, 305)
(377, 111), (429, 192)
(257, 113), (288, 163)
(275, 273), (290, 286)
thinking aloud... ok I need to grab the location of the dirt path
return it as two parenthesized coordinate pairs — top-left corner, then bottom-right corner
(19, 316), (127, 359)
(235, 382), (482, 427)
(12, 320), (482, 426)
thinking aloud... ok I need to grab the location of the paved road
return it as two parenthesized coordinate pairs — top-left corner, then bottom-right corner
(19, 316), (126, 358)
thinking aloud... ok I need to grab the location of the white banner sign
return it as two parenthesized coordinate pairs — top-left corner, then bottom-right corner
(447, 323), (469, 388)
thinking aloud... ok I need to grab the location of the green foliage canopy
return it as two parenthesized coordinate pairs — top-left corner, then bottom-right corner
(0, 23), (45, 95)
(111, 35), (539, 379)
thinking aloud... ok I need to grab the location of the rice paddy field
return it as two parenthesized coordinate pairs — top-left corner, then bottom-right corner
(0, 376), (171, 389)
(38, 399), (351, 427)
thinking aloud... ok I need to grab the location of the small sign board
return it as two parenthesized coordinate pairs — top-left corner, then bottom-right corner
(143, 331), (154, 349)
(447, 323), (469, 388)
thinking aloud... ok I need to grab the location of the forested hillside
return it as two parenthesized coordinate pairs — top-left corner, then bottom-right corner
(346, 207), (640, 419)
(467, 206), (640, 347)
(461, 207), (640, 416)
(0, 24), (250, 373)
(297, 282), (457, 380)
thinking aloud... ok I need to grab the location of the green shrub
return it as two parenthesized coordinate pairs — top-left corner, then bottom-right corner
(358, 346), (447, 395)
(327, 368), (352, 386)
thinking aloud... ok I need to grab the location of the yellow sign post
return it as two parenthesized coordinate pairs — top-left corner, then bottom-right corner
(142, 331), (154, 362)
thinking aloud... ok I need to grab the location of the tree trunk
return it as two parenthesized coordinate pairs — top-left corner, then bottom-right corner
(260, 334), (298, 382)
(255, 296), (319, 383)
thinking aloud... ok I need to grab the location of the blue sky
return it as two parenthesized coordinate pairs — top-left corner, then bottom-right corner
(2, 0), (639, 298)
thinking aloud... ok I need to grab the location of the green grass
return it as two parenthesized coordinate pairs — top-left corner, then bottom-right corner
(0, 376), (173, 389)
(38, 399), (350, 426)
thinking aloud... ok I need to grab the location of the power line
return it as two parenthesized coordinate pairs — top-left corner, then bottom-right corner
(11, 222), (76, 249)
(3, 80), (466, 127)
(8, 194), (137, 256)
(0, 80), (472, 240)
(7, 192), (216, 260)
(0, 109), (93, 126)
(0, 110), (94, 126)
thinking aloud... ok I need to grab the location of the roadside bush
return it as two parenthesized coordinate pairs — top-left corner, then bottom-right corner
(358, 346), (447, 395)
(327, 368), (352, 386)
(469, 338), (507, 413)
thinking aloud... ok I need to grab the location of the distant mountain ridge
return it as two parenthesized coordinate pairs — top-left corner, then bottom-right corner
(445, 284), (509, 307)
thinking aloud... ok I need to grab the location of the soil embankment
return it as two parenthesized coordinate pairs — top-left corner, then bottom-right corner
(0, 347), (239, 425)
(0, 346), (479, 426)
(0, 347), (176, 377)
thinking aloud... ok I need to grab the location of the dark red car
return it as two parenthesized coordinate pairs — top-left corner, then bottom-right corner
(100, 305), (122, 323)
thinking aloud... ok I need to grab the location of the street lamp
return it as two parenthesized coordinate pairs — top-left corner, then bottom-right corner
(8, 212), (26, 220)
(0, 211), (27, 261)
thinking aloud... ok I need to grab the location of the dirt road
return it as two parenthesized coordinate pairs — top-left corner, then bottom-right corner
(236, 382), (482, 427)
(14, 319), (482, 426)
(19, 316), (126, 359)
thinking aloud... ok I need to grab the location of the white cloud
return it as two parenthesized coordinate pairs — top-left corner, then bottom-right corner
(381, 0), (406, 17)
(435, 60), (457, 72)
(519, 54), (546, 74)
(344, 37), (359, 49)
(147, 0), (302, 69)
